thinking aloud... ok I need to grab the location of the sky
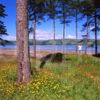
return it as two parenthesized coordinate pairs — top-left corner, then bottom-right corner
(0, 0), (99, 41)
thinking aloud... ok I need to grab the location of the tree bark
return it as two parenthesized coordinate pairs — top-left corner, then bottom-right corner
(85, 15), (89, 54)
(75, 9), (78, 53)
(62, 3), (66, 54)
(94, 10), (98, 54)
(53, 18), (56, 53)
(53, 18), (56, 41)
(33, 15), (36, 58)
(16, 0), (31, 83)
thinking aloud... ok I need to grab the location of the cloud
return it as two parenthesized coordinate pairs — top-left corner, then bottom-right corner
(89, 26), (94, 30)
(30, 29), (63, 40)
(30, 29), (77, 40)
(2, 35), (16, 41)
(36, 29), (53, 40)
(3, 29), (86, 41)
(55, 34), (62, 39)
(97, 34), (100, 39)
(67, 34), (75, 39)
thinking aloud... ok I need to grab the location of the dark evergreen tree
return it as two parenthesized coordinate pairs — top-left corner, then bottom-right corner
(28, 0), (46, 58)
(45, 0), (58, 53)
(80, 0), (94, 54)
(46, 0), (57, 40)
(81, 0), (100, 54)
(0, 3), (7, 45)
(58, 0), (71, 53)
(68, 0), (83, 53)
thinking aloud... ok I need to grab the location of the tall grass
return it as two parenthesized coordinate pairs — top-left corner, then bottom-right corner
(0, 54), (100, 100)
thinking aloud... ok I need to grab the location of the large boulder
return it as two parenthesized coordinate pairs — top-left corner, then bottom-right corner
(39, 53), (64, 68)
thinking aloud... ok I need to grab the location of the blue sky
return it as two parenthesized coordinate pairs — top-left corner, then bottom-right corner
(0, 0), (99, 41)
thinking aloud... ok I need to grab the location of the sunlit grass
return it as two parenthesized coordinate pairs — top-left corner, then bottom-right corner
(0, 54), (100, 100)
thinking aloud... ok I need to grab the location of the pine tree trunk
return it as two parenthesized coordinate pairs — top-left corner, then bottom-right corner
(16, 0), (31, 83)
(63, 23), (65, 41)
(94, 10), (98, 54)
(53, 18), (55, 41)
(63, 22), (65, 54)
(53, 18), (56, 53)
(33, 16), (36, 58)
(75, 9), (78, 53)
(62, 3), (66, 54)
(85, 15), (89, 54)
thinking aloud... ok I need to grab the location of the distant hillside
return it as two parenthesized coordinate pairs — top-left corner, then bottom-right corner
(9, 39), (100, 45)
(24, 39), (100, 45)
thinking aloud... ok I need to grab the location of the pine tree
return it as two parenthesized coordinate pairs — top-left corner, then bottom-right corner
(28, 0), (46, 58)
(0, 3), (7, 45)
(81, 0), (100, 54)
(16, 0), (31, 83)
(58, 0), (71, 53)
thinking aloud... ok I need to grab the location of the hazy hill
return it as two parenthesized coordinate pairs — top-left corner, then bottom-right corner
(8, 39), (100, 45)
(9, 39), (80, 45)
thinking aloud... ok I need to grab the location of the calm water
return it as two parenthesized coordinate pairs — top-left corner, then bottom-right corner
(0, 44), (100, 52)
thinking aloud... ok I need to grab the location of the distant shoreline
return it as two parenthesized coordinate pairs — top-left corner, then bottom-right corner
(0, 48), (96, 58)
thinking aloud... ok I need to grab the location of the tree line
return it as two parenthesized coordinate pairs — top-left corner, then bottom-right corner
(28, 0), (100, 55)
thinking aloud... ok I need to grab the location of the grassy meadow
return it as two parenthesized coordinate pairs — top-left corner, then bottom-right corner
(0, 54), (100, 100)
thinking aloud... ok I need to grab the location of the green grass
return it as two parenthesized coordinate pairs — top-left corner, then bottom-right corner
(0, 54), (100, 100)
